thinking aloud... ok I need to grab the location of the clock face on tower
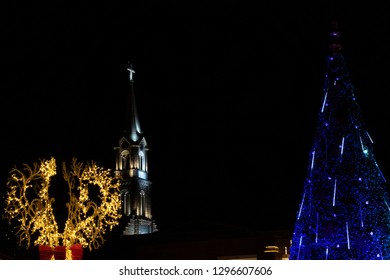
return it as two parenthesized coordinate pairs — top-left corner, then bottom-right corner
(121, 141), (129, 150)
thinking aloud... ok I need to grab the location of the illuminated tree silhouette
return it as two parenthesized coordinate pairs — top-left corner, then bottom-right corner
(4, 157), (121, 259)
(289, 22), (390, 259)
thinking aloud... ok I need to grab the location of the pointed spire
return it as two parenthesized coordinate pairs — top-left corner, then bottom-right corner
(329, 20), (342, 53)
(126, 62), (142, 142)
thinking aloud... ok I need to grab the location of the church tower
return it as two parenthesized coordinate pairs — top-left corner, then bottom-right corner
(114, 63), (158, 235)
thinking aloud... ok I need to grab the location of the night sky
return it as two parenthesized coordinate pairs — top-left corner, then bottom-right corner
(2, 3), (390, 235)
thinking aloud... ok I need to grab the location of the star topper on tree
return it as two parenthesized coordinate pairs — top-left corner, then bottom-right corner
(3, 157), (122, 260)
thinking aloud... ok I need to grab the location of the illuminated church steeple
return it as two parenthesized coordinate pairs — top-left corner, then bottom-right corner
(114, 63), (157, 235)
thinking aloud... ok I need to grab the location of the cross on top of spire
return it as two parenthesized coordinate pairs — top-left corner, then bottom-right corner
(127, 62), (135, 81)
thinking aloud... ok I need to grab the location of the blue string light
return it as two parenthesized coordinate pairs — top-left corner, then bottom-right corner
(290, 23), (390, 260)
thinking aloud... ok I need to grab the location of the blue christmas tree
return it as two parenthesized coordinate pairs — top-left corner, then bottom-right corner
(289, 22), (390, 260)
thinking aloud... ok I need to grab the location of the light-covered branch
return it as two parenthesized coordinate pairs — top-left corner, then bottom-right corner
(4, 157), (121, 258)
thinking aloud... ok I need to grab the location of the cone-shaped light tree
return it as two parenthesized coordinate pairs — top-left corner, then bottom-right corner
(289, 21), (390, 260)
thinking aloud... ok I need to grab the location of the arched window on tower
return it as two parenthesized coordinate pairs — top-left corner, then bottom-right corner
(121, 190), (131, 216)
(121, 150), (129, 170)
(124, 192), (131, 216)
(140, 190), (145, 217)
(139, 150), (144, 171)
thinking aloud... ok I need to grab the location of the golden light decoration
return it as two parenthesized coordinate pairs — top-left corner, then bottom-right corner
(4, 157), (121, 259)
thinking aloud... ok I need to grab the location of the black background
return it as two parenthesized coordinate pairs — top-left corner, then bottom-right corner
(2, 2), (390, 238)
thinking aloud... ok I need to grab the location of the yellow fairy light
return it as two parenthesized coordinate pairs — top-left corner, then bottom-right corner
(4, 157), (121, 259)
